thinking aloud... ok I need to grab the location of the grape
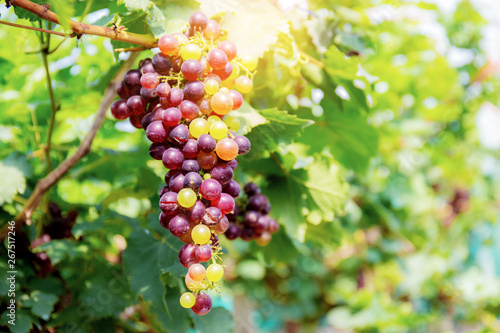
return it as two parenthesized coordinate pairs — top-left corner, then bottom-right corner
(206, 263), (224, 282)
(116, 81), (131, 99)
(162, 147), (184, 169)
(198, 134), (216, 153)
(182, 159), (201, 173)
(248, 194), (269, 212)
(172, 32), (189, 44)
(268, 218), (279, 233)
(179, 100), (200, 121)
(189, 12), (208, 31)
(197, 151), (218, 170)
(223, 180), (241, 198)
(159, 34), (179, 56)
(212, 62), (233, 81)
(181, 59), (203, 81)
(224, 116), (241, 131)
(146, 121), (168, 143)
(255, 215), (270, 233)
(192, 224), (211, 244)
(195, 244), (212, 262)
(184, 81), (205, 102)
(156, 82), (171, 97)
(167, 87), (184, 106)
(130, 113), (145, 129)
(184, 172), (202, 190)
(244, 183), (260, 196)
(149, 142), (168, 160)
(207, 49), (228, 70)
(183, 139), (199, 159)
(186, 200), (205, 222)
(199, 98), (212, 115)
(233, 135), (251, 155)
(240, 226), (255, 240)
(191, 293), (212, 316)
(228, 90), (243, 110)
(165, 169), (182, 184)
(179, 243), (199, 268)
(162, 107), (182, 127)
(215, 215), (229, 234)
(241, 56), (258, 71)
(140, 73), (159, 89)
(124, 69), (141, 88)
(200, 179), (222, 201)
(160, 191), (180, 215)
(188, 263), (206, 281)
(210, 92), (233, 115)
(169, 173), (185, 192)
(256, 232), (272, 246)
(200, 57), (210, 75)
(180, 292), (196, 308)
(235, 76), (253, 93)
(169, 214), (190, 237)
(203, 19), (220, 39)
(178, 188), (197, 208)
(159, 212), (171, 229)
(211, 193), (235, 215)
(205, 74), (222, 84)
(217, 41), (237, 61)
(225, 224), (239, 240)
(215, 138), (239, 161)
(244, 211), (259, 227)
(209, 121), (228, 140)
(152, 53), (173, 75)
(210, 163), (233, 185)
(111, 99), (130, 119)
(140, 62), (155, 75)
(170, 124), (190, 144)
(140, 87), (158, 101)
(181, 43), (202, 60)
(205, 79), (219, 95)
(189, 118), (209, 138)
(228, 159), (238, 170)
(202, 206), (222, 226)
(228, 61), (240, 80)
(141, 111), (156, 130)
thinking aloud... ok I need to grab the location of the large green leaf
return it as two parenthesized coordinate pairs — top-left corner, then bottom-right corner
(48, 0), (76, 32)
(0, 163), (26, 205)
(189, 307), (234, 333)
(27, 291), (58, 321)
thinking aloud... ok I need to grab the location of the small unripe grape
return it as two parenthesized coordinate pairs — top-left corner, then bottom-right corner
(206, 263), (224, 282)
(216, 138), (239, 161)
(178, 188), (197, 208)
(235, 76), (253, 94)
(205, 79), (219, 95)
(180, 292), (196, 308)
(224, 116), (240, 131)
(207, 115), (221, 126)
(181, 43), (202, 60)
(209, 121), (228, 140)
(188, 263), (206, 281)
(192, 224), (211, 244)
(241, 56), (258, 71)
(189, 118), (209, 138)
(211, 92), (233, 115)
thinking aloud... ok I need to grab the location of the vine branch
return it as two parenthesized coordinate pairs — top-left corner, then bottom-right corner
(6, 0), (158, 48)
(0, 20), (66, 36)
(0, 52), (139, 240)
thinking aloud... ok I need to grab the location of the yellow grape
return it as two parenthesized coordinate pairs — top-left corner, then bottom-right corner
(188, 263), (207, 281)
(206, 263), (224, 282)
(209, 121), (228, 140)
(235, 76), (253, 94)
(192, 224), (211, 244)
(178, 188), (197, 208)
(207, 115), (221, 126)
(241, 56), (258, 71)
(228, 61), (240, 79)
(180, 292), (196, 308)
(211, 92), (233, 115)
(185, 273), (207, 291)
(189, 118), (209, 138)
(205, 79), (219, 95)
(224, 116), (240, 131)
(181, 43), (202, 60)
(203, 173), (212, 180)
(219, 87), (229, 94)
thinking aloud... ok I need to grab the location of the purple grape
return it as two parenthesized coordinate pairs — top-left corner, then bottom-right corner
(212, 62), (233, 81)
(200, 179), (222, 201)
(181, 59), (203, 81)
(215, 215), (229, 234)
(225, 224), (239, 240)
(186, 200), (205, 223)
(234, 135), (251, 155)
(146, 121), (168, 143)
(211, 193), (235, 215)
(183, 139), (199, 158)
(165, 170), (182, 184)
(268, 218), (279, 233)
(202, 206), (222, 226)
(162, 107), (182, 127)
(240, 227), (255, 240)
(223, 180), (241, 198)
(110, 99), (130, 120)
(191, 292), (212, 316)
(184, 81), (205, 102)
(189, 12), (208, 31)
(195, 244), (212, 262)
(162, 147), (184, 170)
(124, 69), (141, 88)
(244, 211), (259, 227)
(168, 173), (185, 192)
(255, 215), (270, 233)
(210, 162), (233, 185)
(184, 172), (202, 191)
(179, 100), (200, 120)
(140, 87), (158, 101)
(179, 243), (199, 268)
(228, 159), (238, 170)
(167, 87), (184, 107)
(141, 111), (156, 130)
(198, 134), (216, 153)
(159, 212), (171, 229)
(149, 142), (169, 160)
(263, 202), (271, 214)
(182, 159), (201, 173)
(199, 98), (211, 115)
(140, 62), (155, 75)
(210, 234), (219, 246)
(244, 183), (260, 196)
(168, 214), (190, 237)
(169, 124), (190, 144)
(226, 205), (239, 221)
(116, 81), (131, 99)
(158, 185), (169, 197)
(156, 82), (171, 97)
(159, 191), (180, 215)
(152, 53), (173, 75)
(248, 194), (269, 212)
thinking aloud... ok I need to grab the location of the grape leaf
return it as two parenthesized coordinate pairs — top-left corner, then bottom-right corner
(28, 291), (59, 321)
(110, 12), (149, 49)
(13, 0), (45, 22)
(189, 307), (235, 333)
(0, 162), (26, 205)
(48, 0), (76, 32)
(229, 100), (267, 135)
(304, 8), (337, 54)
(148, 0), (200, 37)
(120, 0), (153, 11)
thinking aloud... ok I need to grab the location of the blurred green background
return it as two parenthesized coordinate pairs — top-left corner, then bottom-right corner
(1, 0), (500, 332)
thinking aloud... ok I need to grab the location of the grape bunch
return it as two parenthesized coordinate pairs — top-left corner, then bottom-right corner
(110, 12), (258, 316)
(224, 183), (279, 246)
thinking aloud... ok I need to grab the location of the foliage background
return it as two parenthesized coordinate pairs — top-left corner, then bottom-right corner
(1, 0), (500, 332)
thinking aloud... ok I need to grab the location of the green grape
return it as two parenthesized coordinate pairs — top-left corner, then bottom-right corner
(207, 115), (221, 126)
(180, 292), (196, 308)
(241, 55), (258, 71)
(224, 116), (240, 131)
(203, 173), (212, 180)
(181, 43), (202, 60)
(189, 118), (209, 138)
(235, 76), (253, 94)
(209, 121), (228, 140)
(178, 188), (197, 208)
(205, 79), (219, 95)
(228, 61), (240, 80)
(206, 263), (224, 282)
(192, 224), (211, 244)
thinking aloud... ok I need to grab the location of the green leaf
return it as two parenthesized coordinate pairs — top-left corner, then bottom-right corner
(110, 12), (148, 49)
(148, 0), (200, 37)
(4, 309), (34, 333)
(29, 291), (58, 320)
(120, 0), (153, 11)
(48, 0), (76, 32)
(13, 0), (44, 22)
(189, 307), (234, 333)
(229, 101), (267, 135)
(304, 8), (337, 54)
(249, 227), (299, 264)
(0, 162), (26, 205)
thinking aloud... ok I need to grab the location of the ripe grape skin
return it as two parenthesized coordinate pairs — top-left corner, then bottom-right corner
(234, 135), (251, 155)
(159, 191), (180, 215)
(191, 292), (212, 316)
(124, 69), (141, 88)
(228, 90), (243, 110)
(146, 121), (168, 143)
(159, 212), (171, 229)
(156, 82), (171, 97)
(212, 62), (233, 81)
(164, 169), (182, 184)
(197, 151), (218, 170)
(152, 53), (173, 75)
(255, 215), (271, 233)
(215, 138), (239, 161)
(210, 162), (234, 185)
(141, 111), (156, 130)
(199, 98), (212, 115)
(162, 107), (182, 127)
(140, 87), (158, 101)
(149, 142), (169, 160)
(117, 81), (131, 99)
(179, 243), (199, 268)
(182, 159), (201, 173)
(182, 139), (199, 158)
(169, 214), (190, 237)
(188, 263), (206, 281)
(211, 193), (235, 215)
(186, 200), (205, 222)
(189, 11), (208, 31)
(169, 124), (190, 144)
(158, 34), (179, 55)
(162, 147), (184, 170)
(202, 206), (222, 226)
(215, 215), (229, 234)
(248, 194), (269, 212)
(217, 41), (237, 61)
(200, 179), (222, 201)
(244, 183), (260, 196)
(225, 224), (239, 240)
(195, 244), (212, 262)
(140, 72), (159, 89)
(240, 226), (255, 240)
(168, 173), (185, 192)
(130, 113), (145, 129)
(228, 159), (238, 170)
(184, 81), (206, 102)
(184, 172), (202, 190)
(181, 59), (203, 81)
(268, 218), (279, 233)
(167, 87), (184, 107)
(111, 99), (130, 119)
(223, 180), (241, 198)
(207, 49), (228, 70)
(244, 211), (260, 227)
(203, 19), (220, 39)
(158, 186), (169, 197)
(211, 92), (233, 115)
(179, 100), (200, 120)
(197, 134), (216, 153)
